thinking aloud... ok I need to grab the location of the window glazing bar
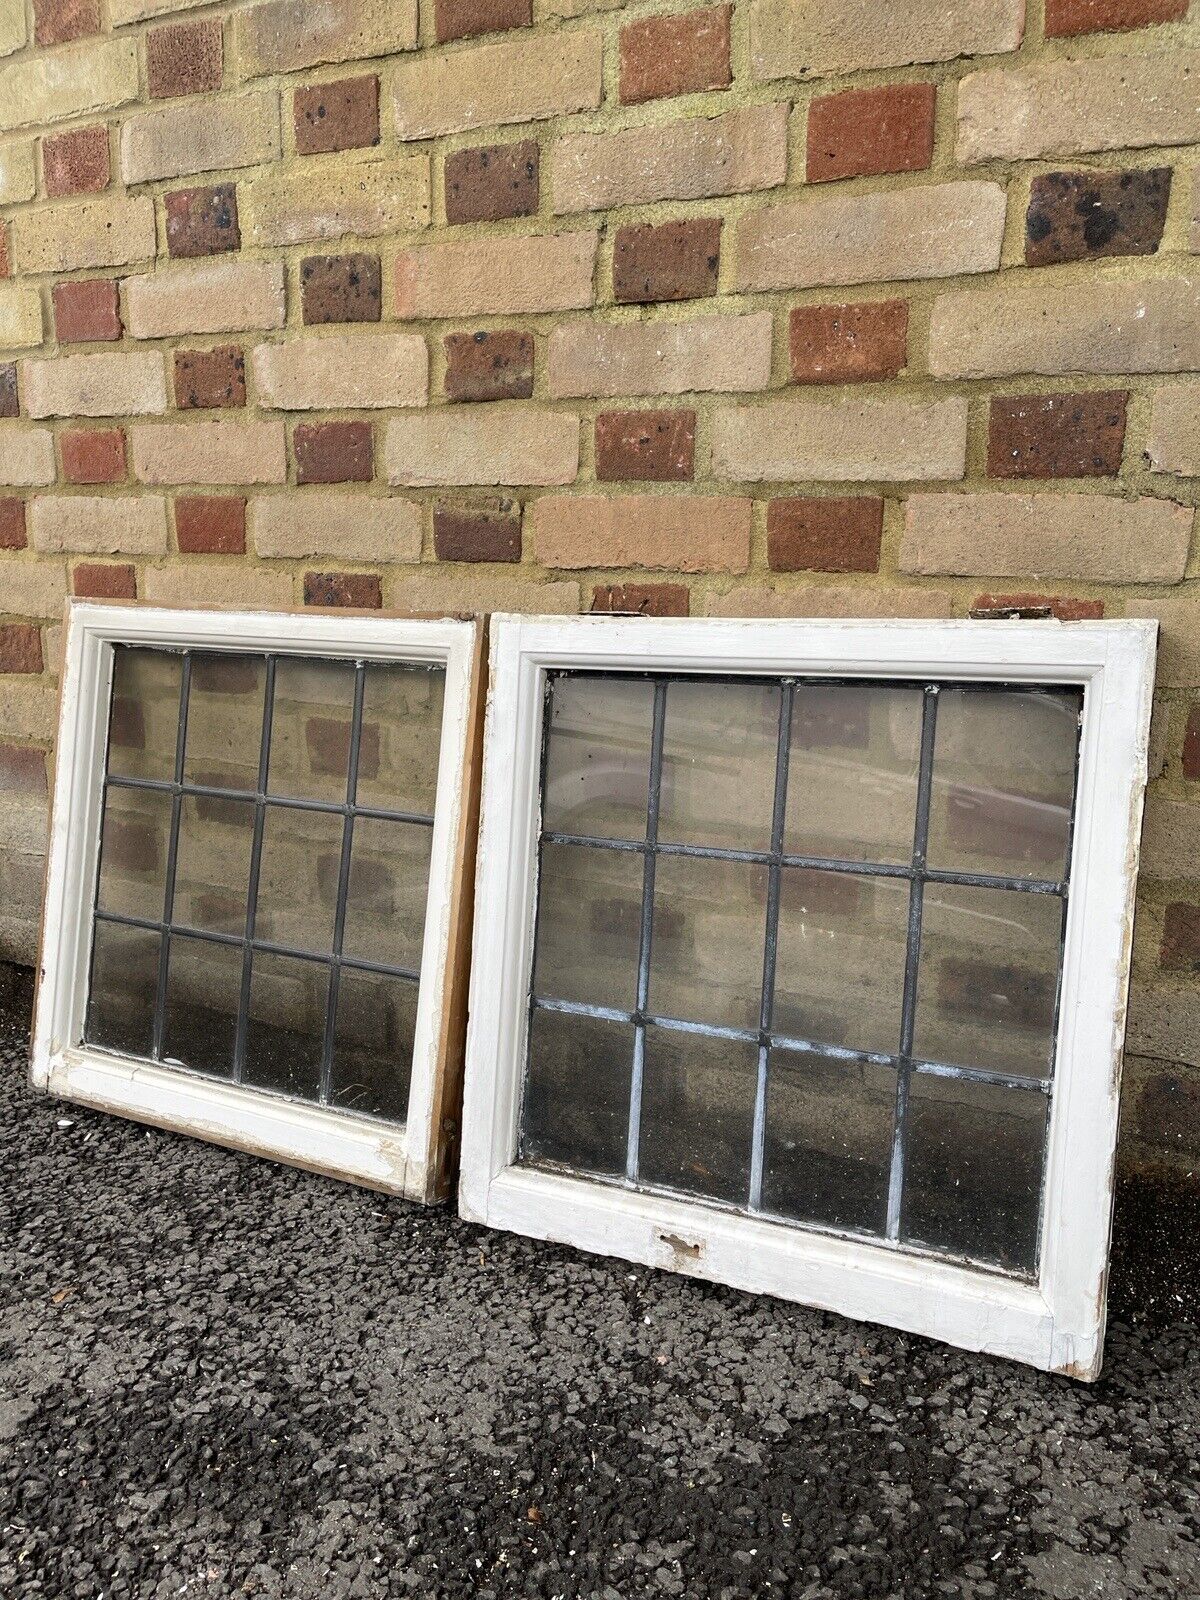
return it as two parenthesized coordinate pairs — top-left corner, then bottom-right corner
(318, 661), (367, 1105)
(150, 652), (192, 1062)
(104, 771), (435, 829)
(625, 680), (667, 1184)
(232, 655), (276, 1084)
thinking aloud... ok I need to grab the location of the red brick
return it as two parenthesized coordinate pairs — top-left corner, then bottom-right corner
(294, 421), (374, 485)
(444, 330), (534, 402)
(173, 347), (246, 410)
(175, 495), (246, 554)
(433, 499), (521, 562)
(969, 593), (1106, 621)
(1182, 705), (1200, 780)
(53, 279), (122, 343)
(592, 582), (690, 616)
(789, 301), (909, 385)
(613, 218), (721, 305)
(0, 625), (43, 676)
(34, 0), (99, 47)
(303, 571), (383, 608)
(619, 5), (732, 105)
(1045, 0), (1188, 36)
(0, 225), (8, 280)
(987, 392), (1128, 478)
(0, 499), (26, 551)
(806, 83), (937, 184)
(307, 715), (379, 778)
(103, 815), (161, 874)
(0, 363), (15, 418)
(435, 0), (531, 43)
(445, 140), (538, 225)
(595, 409), (695, 482)
(147, 19), (223, 99)
(294, 75), (380, 156)
(60, 428), (126, 485)
(1161, 901), (1200, 969)
(1026, 169), (1170, 267)
(767, 497), (884, 574)
(0, 742), (47, 796)
(43, 125), (110, 199)
(73, 562), (137, 600)
(301, 254), (381, 324)
(165, 184), (240, 259)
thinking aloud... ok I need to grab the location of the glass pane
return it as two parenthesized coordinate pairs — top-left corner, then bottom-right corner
(522, 1008), (634, 1177)
(172, 794), (254, 935)
(161, 933), (240, 1078)
(182, 652), (265, 793)
(926, 688), (1080, 882)
(649, 853), (767, 1030)
(255, 804), (343, 953)
(86, 921), (160, 1057)
(340, 816), (433, 973)
(658, 680), (780, 851)
(772, 869), (908, 1056)
(639, 1026), (758, 1204)
(901, 1075), (1047, 1273)
(107, 647), (181, 782)
(331, 970), (417, 1122)
(267, 656), (357, 804)
(785, 683), (922, 865)
(542, 675), (654, 842)
(96, 784), (172, 921)
(243, 951), (329, 1101)
(355, 663), (445, 815)
(914, 883), (1062, 1080)
(762, 1052), (895, 1235)
(532, 841), (643, 1011)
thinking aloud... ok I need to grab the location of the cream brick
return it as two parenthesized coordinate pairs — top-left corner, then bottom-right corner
(1125, 597), (1200, 687)
(0, 285), (43, 352)
(393, 31), (602, 141)
(236, 0), (416, 78)
(385, 408), (578, 487)
(1147, 382), (1200, 476)
(143, 563), (294, 610)
(735, 182), (1005, 294)
(124, 260), (286, 340)
(713, 397), (968, 483)
(552, 104), (788, 214)
(1126, 983), (1200, 1068)
(900, 493), (1192, 584)
(120, 92), (280, 186)
(111, 0), (211, 19)
(0, 140), (34, 206)
(252, 333), (428, 410)
(395, 233), (597, 319)
(930, 276), (1200, 380)
(0, 39), (139, 133)
(21, 352), (167, 419)
(1141, 796), (1200, 879)
(750, 0), (1023, 80)
(244, 157), (429, 248)
(0, 0), (25, 58)
(0, 429), (54, 487)
(703, 584), (955, 618)
(0, 682), (57, 741)
(0, 560), (67, 618)
(388, 570), (580, 614)
(252, 494), (422, 560)
(531, 494), (751, 572)
(131, 420), (287, 485)
(548, 313), (772, 399)
(12, 195), (156, 276)
(958, 53), (1200, 164)
(30, 495), (169, 555)
(2, 794), (48, 854)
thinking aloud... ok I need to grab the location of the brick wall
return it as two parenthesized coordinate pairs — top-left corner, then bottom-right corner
(1, 0), (1199, 1169)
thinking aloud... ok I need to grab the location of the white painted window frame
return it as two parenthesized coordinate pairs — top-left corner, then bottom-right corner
(31, 602), (481, 1203)
(459, 614), (1158, 1378)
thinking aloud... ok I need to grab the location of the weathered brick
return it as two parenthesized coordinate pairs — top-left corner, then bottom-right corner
(389, 568), (578, 614)
(712, 396), (968, 483)
(34, 0), (97, 46)
(0, 560), (65, 615)
(619, 5), (731, 105)
(548, 312), (772, 398)
(21, 352), (167, 418)
(1185, 704), (1200, 776)
(385, 407), (578, 486)
(12, 194), (155, 275)
(393, 31), (602, 140)
(531, 493), (750, 571)
(166, 183), (240, 259)
(445, 140), (538, 224)
(958, 52), (1200, 163)
(175, 494), (246, 554)
(751, 0), (1024, 79)
(0, 498), (25, 550)
(735, 182), (1005, 293)
(0, 140), (35, 206)
(901, 492), (1192, 582)
(143, 562), (292, 610)
(970, 593), (1105, 622)
(0, 0), (23, 55)
(767, 497), (883, 573)
(702, 584), (954, 619)
(0, 624), (42, 675)
(61, 427), (126, 483)
(592, 581), (689, 615)
(0, 430), (55, 486)
(252, 332), (428, 410)
(174, 346), (246, 410)
(53, 279), (121, 343)
(444, 330), (533, 402)
(124, 259), (286, 338)
(789, 301), (908, 385)
(0, 363), (15, 416)
(294, 75), (379, 156)
(120, 91), (280, 185)
(0, 681), (56, 741)
(436, 0), (531, 43)
(433, 498), (521, 561)
(807, 83), (936, 184)
(294, 420), (373, 485)
(29, 494), (168, 554)
(42, 124), (110, 198)
(1026, 169), (1170, 267)
(1046, 1), (1188, 37)
(303, 571), (383, 609)
(245, 159), (429, 249)
(301, 254), (381, 325)
(396, 232), (596, 319)
(236, 0), (416, 78)
(73, 561), (137, 599)
(148, 19), (222, 99)
(1126, 597), (1200, 686)
(553, 103), (787, 213)
(1146, 380), (1200, 474)
(0, 285), (41, 350)
(131, 419), (286, 485)
(1141, 795), (1200, 876)
(0, 742), (46, 797)
(613, 219), (720, 306)
(251, 493), (421, 561)
(988, 392), (1128, 478)
(0, 39), (139, 134)
(595, 409), (695, 482)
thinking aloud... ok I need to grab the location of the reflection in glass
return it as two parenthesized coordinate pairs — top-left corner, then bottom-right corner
(161, 933), (241, 1077)
(542, 675), (654, 842)
(356, 663), (445, 815)
(86, 921), (160, 1058)
(268, 657), (357, 804)
(658, 680), (781, 851)
(106, 647), (181, 782)
(331, 970), (417, 1122)
(255, 804), (343, 953)
(96, 784), (173, 921)
(532, 841), (644, 1011)
(649, 853), (767, 1030)
(522, 1008), (634, 1177)
(172, 794), (255, 935)
(340, 817), (433, 974)
(243, 951), (329, 1101)
(639, 1026), (758, 1204)
(182, 652), (265, 793)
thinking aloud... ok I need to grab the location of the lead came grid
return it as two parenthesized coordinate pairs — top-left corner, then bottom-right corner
(519, 672), (1083, 1277)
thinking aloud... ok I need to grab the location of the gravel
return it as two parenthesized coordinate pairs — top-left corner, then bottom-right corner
(2, 973), (1198, 1599)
